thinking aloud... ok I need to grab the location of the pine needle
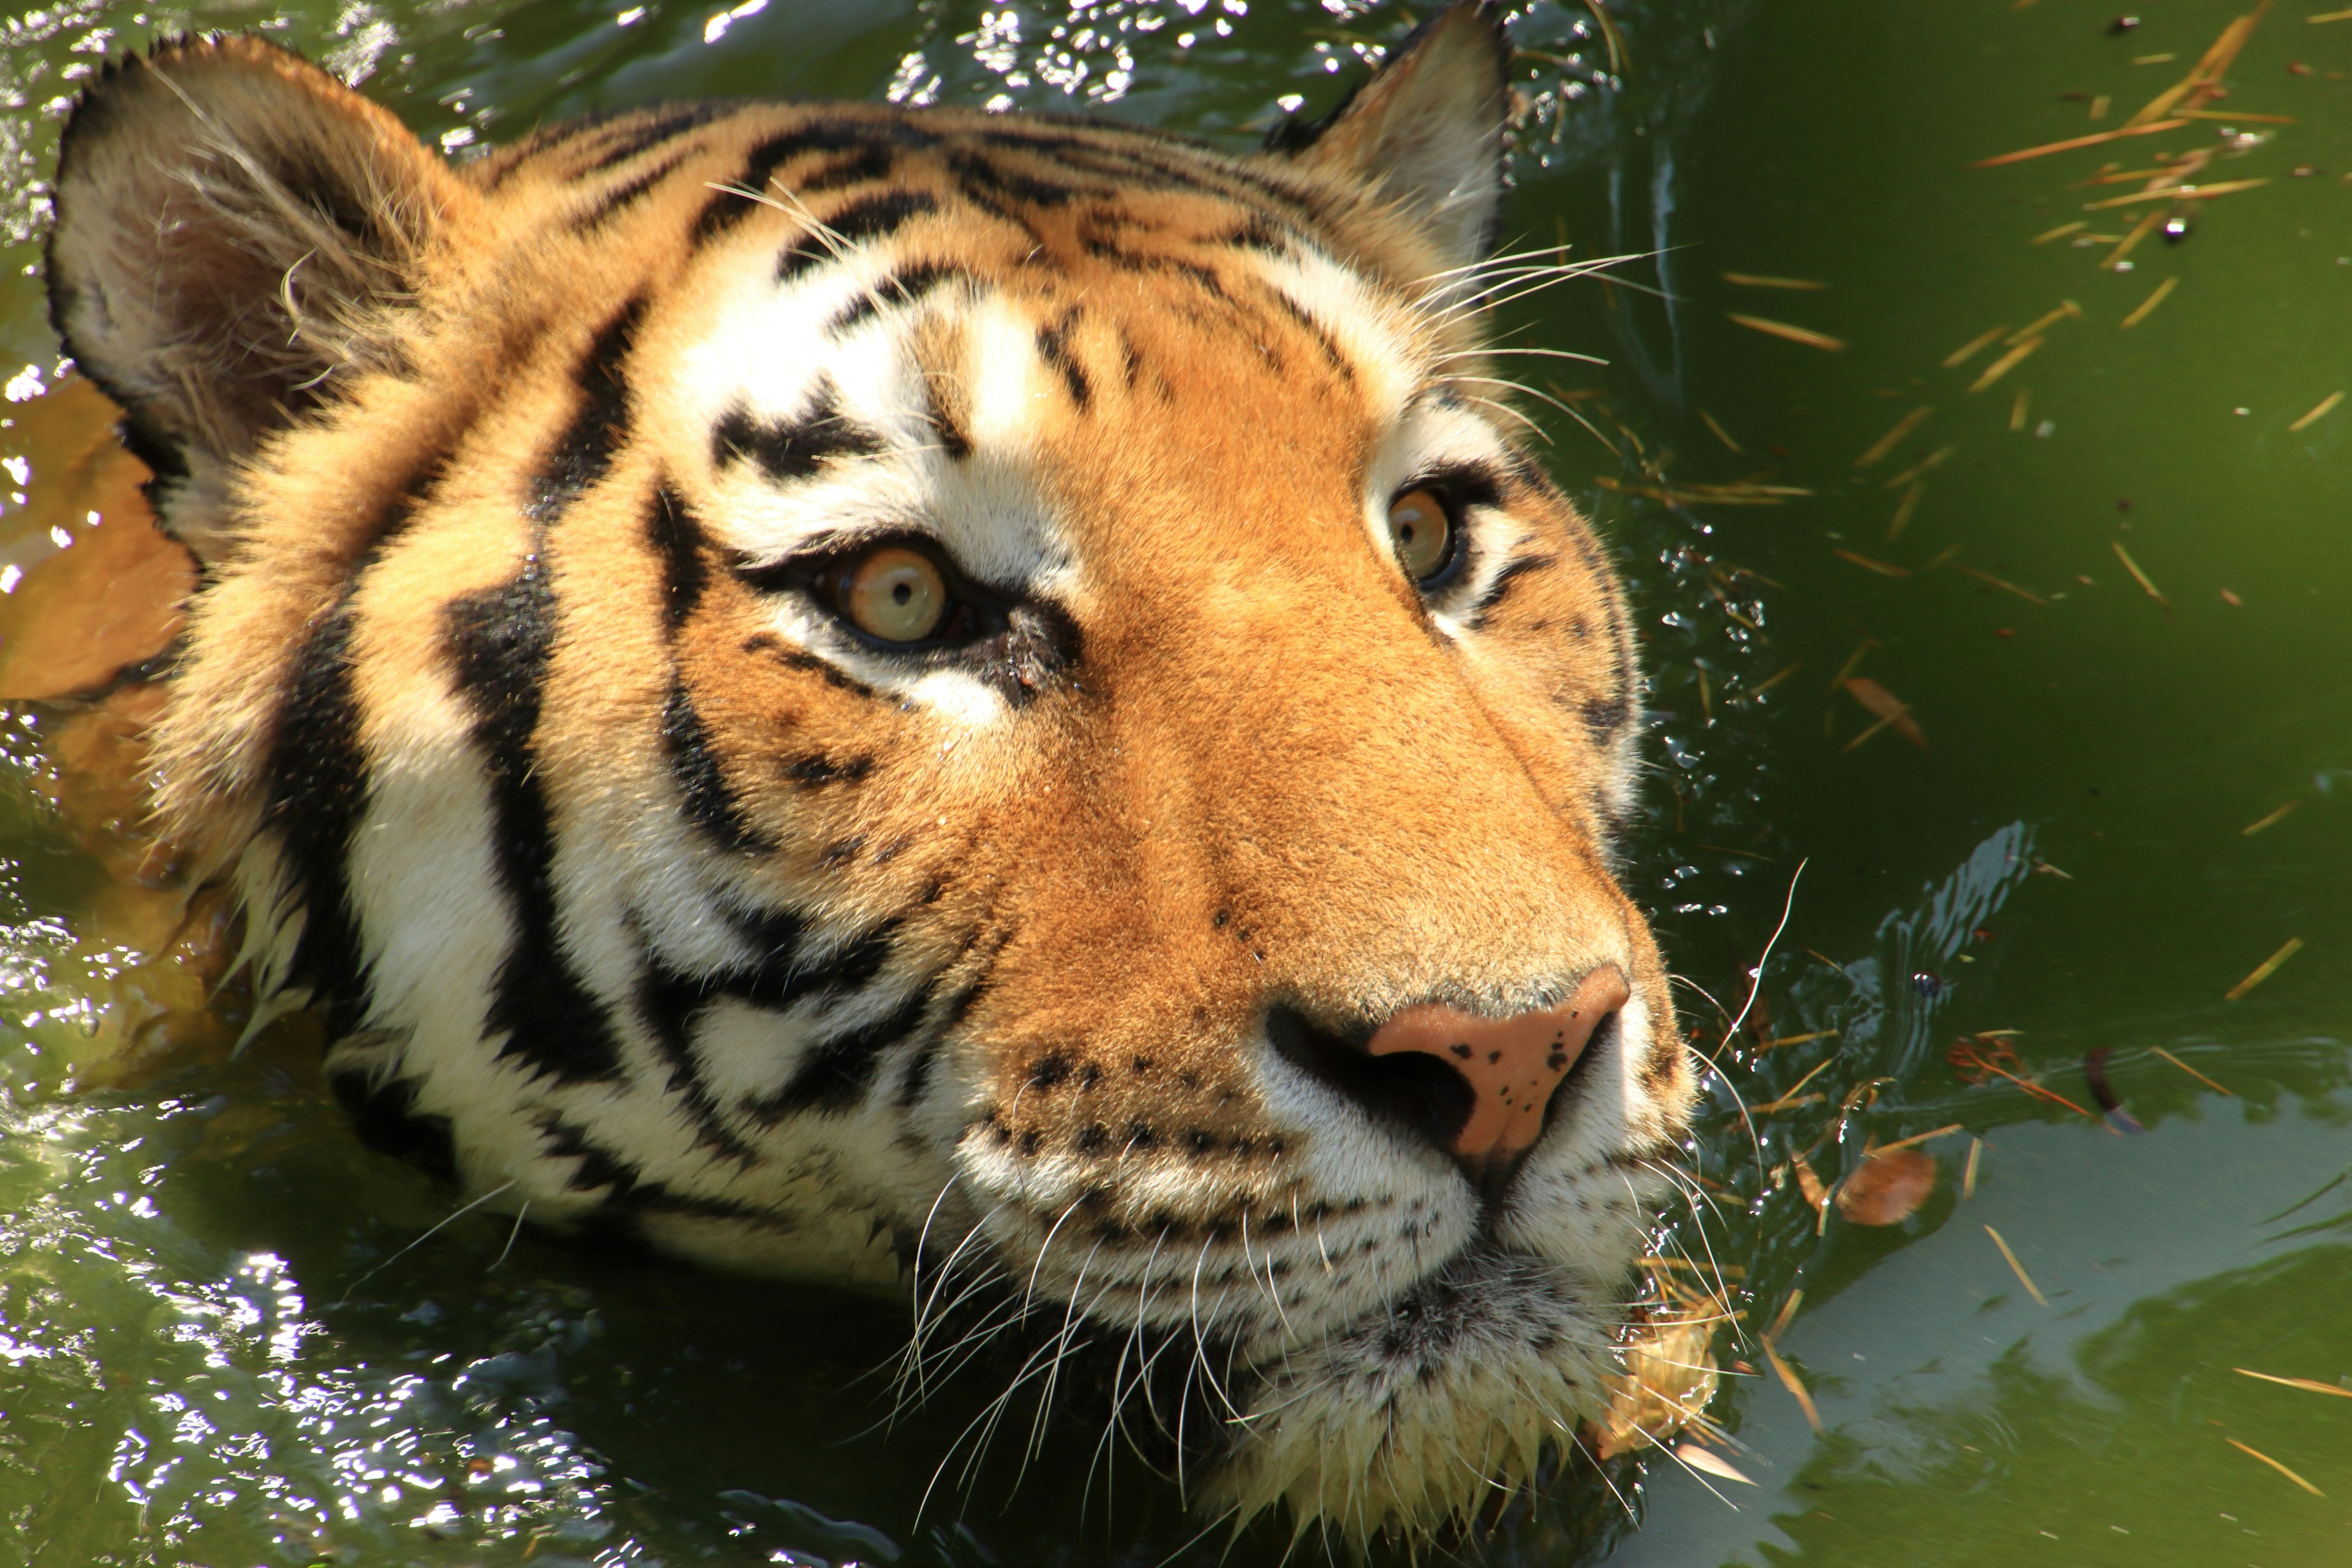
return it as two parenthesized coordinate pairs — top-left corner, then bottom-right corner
(1984, 1224), (2049, 1306)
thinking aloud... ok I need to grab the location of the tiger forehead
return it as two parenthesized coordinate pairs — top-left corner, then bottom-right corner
(481, 101), (1433, 434)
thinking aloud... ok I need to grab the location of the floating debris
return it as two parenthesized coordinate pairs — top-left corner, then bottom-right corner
(2111, 540), (2169, 603)
(1675, 1444), (1755, 1485)
(1856, 405), (1934, 466)
(2105, 208), (2166, 270)
(2008, 301), (2084, 343)
(1755, 1055), (1837, 1115)
(2243, 800), (2300, 834)
(1594, 474), (1813, 507)
(2224, 936), (2305, 1000)
(2120, 275), (2179, 328)
(1728, 313), (1847, 352)
(1887, 480), (1926, 541)
(1700, 408), (1744, 453)
(1950, 1036), (2097, 1117)
(1834, 548), (1911, 579)
(1836, 1147), (1937, 1225)
(2032, 220), (2089, 243)
(1970, 118), (2188, 168)
(1763, 1343), (1823, 1431)
(1722, 271), (1828, 290)
(2084, 176), (2271, 208)
(1984, 1224), (2051, 1306)
(1970, 337), (2044, 393)
(2234, 1367), (2352, 1400)
(1964, 1136), (1985, 1198)
(1592, 1300), (1726, 1461)
(2288, 390), (2343, 431)
(1757, 1028), (1838, 1049)
(2226, 1438), (2326, 1496)
(1843, 676), (1928, 751)
(1943, 325), (2010, 368)
(1884, 445), (1956, 488)
(2152, 1046), (2233, 1095)
(1950, 562), (2050, 605)
(2010, 388), (2033, 431)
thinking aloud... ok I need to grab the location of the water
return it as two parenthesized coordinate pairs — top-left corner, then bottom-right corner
(1, 1), (2348, 1564)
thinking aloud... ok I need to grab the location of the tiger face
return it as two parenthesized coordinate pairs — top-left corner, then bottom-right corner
(46, 2), (1693, 1545)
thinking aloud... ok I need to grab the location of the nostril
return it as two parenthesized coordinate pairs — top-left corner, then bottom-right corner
(1264, 1004), (1477, 1156)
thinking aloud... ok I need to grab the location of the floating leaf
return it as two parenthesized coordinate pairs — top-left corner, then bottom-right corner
(0, 379), (189, 702)
(1675, 1444), (1755, 1485)
(1844, 677), (1928, 751)
(1836, 1147), (1937, 1226)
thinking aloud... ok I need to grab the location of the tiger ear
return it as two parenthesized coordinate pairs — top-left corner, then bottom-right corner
(1270, 0), (1512, 270)
(45, 36), (467, 490)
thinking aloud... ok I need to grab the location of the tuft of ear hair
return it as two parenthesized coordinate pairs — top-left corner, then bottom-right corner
(45, 34), (467, 545)
(1268, 0), (1513, 273)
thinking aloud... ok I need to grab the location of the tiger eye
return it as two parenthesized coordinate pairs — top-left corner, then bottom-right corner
(1388, 489), (1453, 582)
(841, 546), (949, 643)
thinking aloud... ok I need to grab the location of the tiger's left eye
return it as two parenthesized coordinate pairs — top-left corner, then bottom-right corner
(840, 546), (949, 642)
(1388, 488), (1456, 583)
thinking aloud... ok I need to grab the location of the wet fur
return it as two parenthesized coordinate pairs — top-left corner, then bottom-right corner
(46, 7), (1695, 1547)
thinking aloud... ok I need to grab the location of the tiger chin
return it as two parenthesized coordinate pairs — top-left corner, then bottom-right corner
(45, 1), (1695, 1550)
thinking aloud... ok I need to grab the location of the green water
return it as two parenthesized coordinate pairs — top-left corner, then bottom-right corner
(1, 1), (2348, 1563)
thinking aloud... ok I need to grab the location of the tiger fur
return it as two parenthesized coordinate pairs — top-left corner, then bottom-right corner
(45, 2), (1696, 1545)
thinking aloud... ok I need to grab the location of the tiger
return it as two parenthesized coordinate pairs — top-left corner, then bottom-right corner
(43, 0), (1695, 1547)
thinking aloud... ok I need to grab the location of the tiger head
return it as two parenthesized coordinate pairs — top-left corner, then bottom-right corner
(47, 2), (1694, 1546)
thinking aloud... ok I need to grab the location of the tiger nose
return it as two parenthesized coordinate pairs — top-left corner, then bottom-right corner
(1368, 965), (1630, 1190)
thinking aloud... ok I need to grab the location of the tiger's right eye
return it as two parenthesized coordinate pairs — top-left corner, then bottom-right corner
(840, 546), (949, 643)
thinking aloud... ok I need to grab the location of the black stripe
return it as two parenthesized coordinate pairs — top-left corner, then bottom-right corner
(692, 118), (940, 247)
(712, 382), (885, 482)
(636, 916), (904, 1118)
(1467, 552), (1556, 625)
(444, 562), (624, 1084)
(568, 151), (691, 234)
(575, 107), (726, 176)
(619, 950), (763, 1163)
(948, 146), (1098, 209)
(899, 978), (982, 1108)
(758, 985), (930, 1118)
(647, 485), (707, 632)
(530, 297), (646, 520)
(266, 594), (373, 1036)
(480, 108), (631, 192)
(777, 189), (940, 282)
(329, 1068), (459, 1183)
(826, 262), (965, 335)
(1264, 288), (1352, 380)
(661, 679), (769, 852)
(799, 143), (894, 194)
(925, 382), (971, 462)
(1035, 307), (1090, 409)
(538, 1115), (783, 1225)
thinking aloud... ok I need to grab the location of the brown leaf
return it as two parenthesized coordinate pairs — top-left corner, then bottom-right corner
(1844, 677), (1929, 750)
(1835, 1147), (1937, 1226)
(0, 378), (189, 701)
(1591, 1307), (1722, 1460)
(1792, 1152), (1828, 1213)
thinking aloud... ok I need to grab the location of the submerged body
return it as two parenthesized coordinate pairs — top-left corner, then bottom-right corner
(46, 4), (1694, 1543)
